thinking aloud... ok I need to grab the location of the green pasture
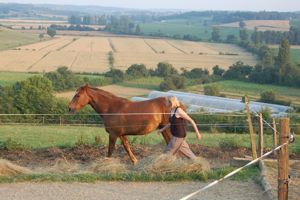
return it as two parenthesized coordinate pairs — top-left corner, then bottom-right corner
(139, 20), (248, 41)
(119, 76), (163, 90)
(0, 125), (298, 154)
(0, 72), (41, 86)
(188, 80), (300, 99)
(0, 28), (40, 51)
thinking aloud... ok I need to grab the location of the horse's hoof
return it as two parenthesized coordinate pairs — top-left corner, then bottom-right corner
(133, 159), (138, 165)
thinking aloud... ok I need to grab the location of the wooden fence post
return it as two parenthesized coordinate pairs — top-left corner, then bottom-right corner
(258, 113), (264, 157)
(278, 118), (289, 200)
(244, 96), (257, 159)
(273, 118), (278, 155)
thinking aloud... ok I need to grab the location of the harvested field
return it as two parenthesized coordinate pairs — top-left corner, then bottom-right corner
(217, 20), (290, 31)
(0, 34), (258, 73)
(56, 85), (151, 100)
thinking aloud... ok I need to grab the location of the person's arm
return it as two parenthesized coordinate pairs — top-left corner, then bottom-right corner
(157, 124), (170, 134)
(177, 108), (201, 140)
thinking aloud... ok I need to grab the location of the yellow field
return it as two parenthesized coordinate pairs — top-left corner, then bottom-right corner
(217, 20), (290, 31)
(0, 34), (258, 73)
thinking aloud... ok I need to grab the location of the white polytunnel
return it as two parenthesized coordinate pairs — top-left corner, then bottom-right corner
(131, 90), (292, 115)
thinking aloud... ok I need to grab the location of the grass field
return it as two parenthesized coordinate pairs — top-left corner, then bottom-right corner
(139, 20), (245, 41)
(217, 20), (290, 31)
(0, 27), (40, 51)
(187, 80), (300, 105)
(0, 125), (298, 153)
(272, 48), (300, 64)
(0, 72), (41, 86)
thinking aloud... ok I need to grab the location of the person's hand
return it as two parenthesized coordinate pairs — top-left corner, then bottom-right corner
(196, 132), (202, 140)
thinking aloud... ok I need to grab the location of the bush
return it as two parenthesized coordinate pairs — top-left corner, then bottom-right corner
(203, 85), (220, 96)
(126, 64), (149, 78)
(160, 75), (185, 91)
(155, 62), (178, 77)
(104, 69), (125, 83)
(260, 91), (276, 103)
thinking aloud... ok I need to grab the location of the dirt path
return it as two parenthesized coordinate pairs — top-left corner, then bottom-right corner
(0, 181), (268, 200)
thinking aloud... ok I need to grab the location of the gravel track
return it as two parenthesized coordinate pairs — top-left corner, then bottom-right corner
(0, 180), (268, 200)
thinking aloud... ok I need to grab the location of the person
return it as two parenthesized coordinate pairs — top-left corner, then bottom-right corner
(157, 96), (201, 159)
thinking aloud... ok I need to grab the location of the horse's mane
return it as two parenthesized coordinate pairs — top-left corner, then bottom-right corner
(87, 86), (129, 101)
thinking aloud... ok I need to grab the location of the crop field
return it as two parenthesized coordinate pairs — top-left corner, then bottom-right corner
(0, 34), (258, 73)
(217, 20), (290, 31)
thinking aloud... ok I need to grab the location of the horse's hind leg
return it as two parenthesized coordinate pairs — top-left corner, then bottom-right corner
(119, 135), (138, 165)
(107, 134), (117, 157)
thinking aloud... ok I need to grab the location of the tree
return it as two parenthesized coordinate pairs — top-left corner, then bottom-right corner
(47, 27), (56, 38)
(278, 39), (291, 83)
(13, 76), (56, 114)
(211, 27), (220, 42)
(213, 65), (225, 76)
(105, 69), (124, 83)
(126, 64), (148, 78)
(260, 91), (276, 103)
(239, 29), (249, 41)
(226, 34), (237, 43)
(39, 33), (44, 41)
(135, 24), (141, 34)
(160, 75), (185, 91)
(155, 62), (178, 77)
(239, 21), (246, 29)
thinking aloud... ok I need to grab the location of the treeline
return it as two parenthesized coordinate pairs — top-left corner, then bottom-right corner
(160, 11), (300, 24)
(68, 15), (107, 25)
(48, 24), (100, 31)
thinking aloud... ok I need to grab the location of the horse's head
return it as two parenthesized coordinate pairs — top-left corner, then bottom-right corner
(68, 85), (90, 113)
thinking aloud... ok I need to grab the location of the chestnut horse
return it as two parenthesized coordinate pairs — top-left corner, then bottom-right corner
(68, 85), (172, 164)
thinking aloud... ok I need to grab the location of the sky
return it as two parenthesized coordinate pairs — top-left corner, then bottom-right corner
(0, 0), (299, 11)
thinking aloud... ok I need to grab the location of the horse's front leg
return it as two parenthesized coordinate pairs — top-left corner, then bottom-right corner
(107, 134), (117, 157)
(119, 135), (138, 165)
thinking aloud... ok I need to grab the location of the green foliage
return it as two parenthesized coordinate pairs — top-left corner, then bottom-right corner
(47, 27), (56, 38)
(260, 91), (276, 103)
(108, 51), (114, 67)
(45, 67), (80, 91)
(126, 64), (149, 78)
(13, 76), (56, 114)
(155, 62), (178, 77)
(105, 16), (136, 34)
(160, 75), (185, 91)
(212, 65), (225, 76)
(211, 27), (221, 42)
(203, 85), (220, 96)
(239, 29), (249, 41)
(105, 69), (125, 83)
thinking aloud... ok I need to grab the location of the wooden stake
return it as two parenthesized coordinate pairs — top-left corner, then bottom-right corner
(273, 118), (278, 148)
(244, 96), (257, 159)
(258, 113), (264, 157)
(278, 118), (289, 200)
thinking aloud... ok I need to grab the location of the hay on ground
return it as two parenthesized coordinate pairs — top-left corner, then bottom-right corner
(85, 158), (127, 174)
(134, 155), (210, 174)
(0, 159), (32, 176)
(46, 157), (80, 173)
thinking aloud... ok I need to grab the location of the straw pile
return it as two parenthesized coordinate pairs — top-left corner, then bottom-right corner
(0, 159), (32, 176)
(134, 155), (210, 174)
